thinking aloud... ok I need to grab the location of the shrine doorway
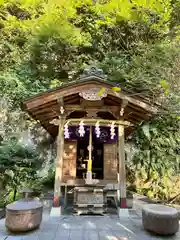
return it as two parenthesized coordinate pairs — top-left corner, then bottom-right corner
(92, 135), (104, 179)
(76, 135), (104, 180)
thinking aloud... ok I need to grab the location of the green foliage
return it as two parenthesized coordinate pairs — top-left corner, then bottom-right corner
(0, 139), (41, 203)
(41, 168), (55, 189)
(0, 0), (179, 102)
(100, 40), (180, 97)
(132, 115), (180, 200)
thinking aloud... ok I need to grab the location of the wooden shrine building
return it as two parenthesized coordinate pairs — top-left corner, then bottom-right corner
(22, 66), (157, 215)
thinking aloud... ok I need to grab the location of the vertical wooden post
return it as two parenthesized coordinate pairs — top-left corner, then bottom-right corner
(88, 125), (92, 171)
(118, 125), (127, 208)
(86, 125), (93, 183)
(53, 116), (65, 207)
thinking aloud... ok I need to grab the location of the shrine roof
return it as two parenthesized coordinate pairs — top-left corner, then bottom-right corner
(22, 67), (159, 137)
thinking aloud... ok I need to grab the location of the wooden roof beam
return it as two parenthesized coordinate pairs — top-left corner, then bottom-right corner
(24, 101), (57, 113)
(124, 109), (150, 120)
(30, 106), (58, 115)
(28, 103), (119, 116)
(128, 103), (150, 114)
(33, 112), (58, 121)
(32, 105), (146, 126)
(65, 104), (119, 112)
(50, 118), (133, 127)
(23, 81), (158, 113)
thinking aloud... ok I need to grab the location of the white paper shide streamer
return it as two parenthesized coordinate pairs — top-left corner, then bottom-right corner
(64, 123), (70, 139)
(78, 121), (85, 137)
(110, 122), (116, 139)
(95, 121), (100, 138)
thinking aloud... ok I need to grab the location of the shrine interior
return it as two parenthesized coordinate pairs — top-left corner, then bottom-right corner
(76, 134), (104, 180)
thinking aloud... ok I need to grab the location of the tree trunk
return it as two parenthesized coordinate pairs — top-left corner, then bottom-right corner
(13, 187), (17, 201)
(145, 149), (152, 182)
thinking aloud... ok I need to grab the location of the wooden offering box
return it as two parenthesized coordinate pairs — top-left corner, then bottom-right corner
(73, 185), (107, 215)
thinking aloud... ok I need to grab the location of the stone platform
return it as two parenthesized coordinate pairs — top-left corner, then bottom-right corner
(0, 208), (179, 240)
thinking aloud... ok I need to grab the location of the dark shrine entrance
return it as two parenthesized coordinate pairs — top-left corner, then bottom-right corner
(76, 135), (104, 179)
(66, 125), (118, 180)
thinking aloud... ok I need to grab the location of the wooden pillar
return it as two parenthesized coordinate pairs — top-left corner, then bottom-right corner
(118, 125), (127, 208)
(88, 125), (92, 171)
(86, 125), (93, 183)
(53, 116), (65, 207)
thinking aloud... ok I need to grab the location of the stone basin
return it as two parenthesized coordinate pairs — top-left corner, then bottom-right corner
(142, 204), (179, 235)
(5, 198), (43, 232)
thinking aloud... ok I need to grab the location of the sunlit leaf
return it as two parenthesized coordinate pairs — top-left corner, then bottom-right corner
(160, 79), (168, 89)
(0, 0), (4, 5)
(164, 89), (169, 95)
(112, 86), (121, 92)
(50, 79), (61, 88)
(98, 88), (105, 96)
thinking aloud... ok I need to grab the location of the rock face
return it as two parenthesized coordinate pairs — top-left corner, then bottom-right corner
(5, 198), (43, 232)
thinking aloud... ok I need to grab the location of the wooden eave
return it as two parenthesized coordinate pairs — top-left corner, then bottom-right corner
(22, 78), (158, 137)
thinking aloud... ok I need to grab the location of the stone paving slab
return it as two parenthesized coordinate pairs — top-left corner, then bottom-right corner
(0, 211), (179, 240)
